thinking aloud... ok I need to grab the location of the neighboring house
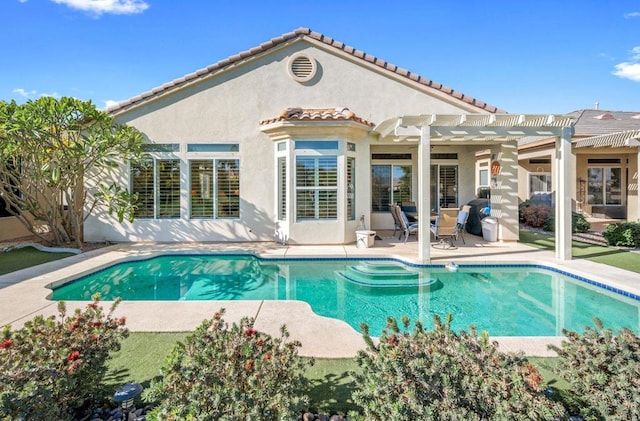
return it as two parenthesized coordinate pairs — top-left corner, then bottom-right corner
(518, 109), (640, 222)
(78, 27), (574, 260)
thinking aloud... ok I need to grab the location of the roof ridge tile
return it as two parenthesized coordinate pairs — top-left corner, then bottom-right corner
(107, 27), (503, 114)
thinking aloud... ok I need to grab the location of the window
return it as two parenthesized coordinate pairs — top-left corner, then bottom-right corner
(189, 159), (240, 218)
(529, 173), (552, 197)
(588, 167), (621, 205)
(295, 156), (338, 220)
(431, 165), (458, 210)
(371, 165), (412, 212)
(346, 157), (355, 221)
(131, 157), (180, 219)
(277, 157), (286, 220)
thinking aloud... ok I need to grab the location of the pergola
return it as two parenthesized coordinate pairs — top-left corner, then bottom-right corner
(372, 114), (575, 263)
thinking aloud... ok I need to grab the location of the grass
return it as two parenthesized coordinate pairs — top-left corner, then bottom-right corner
(106, 333), (568, 415)
(0, 246), (75, 276)
(519, 230), (640, 273)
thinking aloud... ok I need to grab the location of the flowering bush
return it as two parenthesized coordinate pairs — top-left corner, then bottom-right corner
(351, 314), (567, 420)
(144, 308), (312, 420)
(0, 296), (128, 420)
(549, 318), (640, 419)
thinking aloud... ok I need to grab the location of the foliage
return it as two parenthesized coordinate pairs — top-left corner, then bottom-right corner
(144, 308), (313, 420)
(351, 314), (567, 420)
(602, 222), (640, 247)
(0, 97), (143, 247)
(0, 296), (129, 420)
(519, 201), (590, 233)
(549, 318), (640, 419)
(519, 204), (553, 228)
(542, 212), (591, 233)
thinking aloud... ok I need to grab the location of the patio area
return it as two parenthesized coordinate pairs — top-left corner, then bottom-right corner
(1, 233), (639, 359)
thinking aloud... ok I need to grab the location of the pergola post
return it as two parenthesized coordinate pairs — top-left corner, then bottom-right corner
(555, 127), (573, 260)
(637, 149), (640, 222)
(418, 125), (431, 262)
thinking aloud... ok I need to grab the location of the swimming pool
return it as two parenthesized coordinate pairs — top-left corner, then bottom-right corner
(49, 254), (640, 337)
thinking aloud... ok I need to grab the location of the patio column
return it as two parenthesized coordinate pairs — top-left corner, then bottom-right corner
(418, 125), (431, 262)
(555, 127), (573, 260)
(637, 148), (640, 222)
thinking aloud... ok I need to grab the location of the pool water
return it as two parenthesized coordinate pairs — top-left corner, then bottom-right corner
(49, 255), (640, 337)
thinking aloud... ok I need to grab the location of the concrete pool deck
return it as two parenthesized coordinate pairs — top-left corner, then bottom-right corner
(1, 233), (639, 358)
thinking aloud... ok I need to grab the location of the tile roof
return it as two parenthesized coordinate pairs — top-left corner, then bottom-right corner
(567, 109), (640, 136)
(259, 107), (374, 126)
(107, 27), (503, 115)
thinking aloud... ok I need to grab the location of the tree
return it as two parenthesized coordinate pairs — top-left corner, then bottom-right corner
(0, 97), (143, 248)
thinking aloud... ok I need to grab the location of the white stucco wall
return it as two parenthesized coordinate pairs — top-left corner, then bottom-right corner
(84, 38), (485, 244)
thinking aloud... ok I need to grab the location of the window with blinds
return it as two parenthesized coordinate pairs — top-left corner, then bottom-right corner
(156, 159), (181, 218)
(131, 157), (155, 218)
(188, 159), (240, 219)
(190, 160), (214, 218)
(346, 157), (355, 220)
(295, 156), (337, 220)
(216, 159), (240, 218)
(278, 157), (286, 220)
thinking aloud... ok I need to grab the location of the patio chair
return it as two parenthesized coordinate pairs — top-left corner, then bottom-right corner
(431, 209), (469, 249)
(394, 205), (418, 243)
(389, 204), (403, 236)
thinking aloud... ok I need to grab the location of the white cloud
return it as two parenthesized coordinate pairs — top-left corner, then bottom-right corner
(12, 88), (61, 99)
(51, 0), (149, 16)
(612, 46), (640, 82)
(104, 100), (120, 109)
(624, 11), (640, 18)
(613, 62), (640, 82)
(12, 88), (37, 98)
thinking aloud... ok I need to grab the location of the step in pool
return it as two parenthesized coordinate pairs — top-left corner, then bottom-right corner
(335, 261), (441, 289)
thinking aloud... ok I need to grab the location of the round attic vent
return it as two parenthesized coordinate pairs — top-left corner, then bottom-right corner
(288, 53), (317, 83)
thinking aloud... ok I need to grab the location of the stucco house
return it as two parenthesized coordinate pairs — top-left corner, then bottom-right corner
(76, 27), (575, 262)
(518, 109), (640, 222)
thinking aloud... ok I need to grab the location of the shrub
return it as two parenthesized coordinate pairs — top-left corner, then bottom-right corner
(602, 222), (640, 247)
(144, 308), (312, 420)
(549, 318), (640, 419)
(542, 211), (591, 233)
(351, 314), (567, 420)
(520, 204), (552, 228)
(0, 296), (128, 420)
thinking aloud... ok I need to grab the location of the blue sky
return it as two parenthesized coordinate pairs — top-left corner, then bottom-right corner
(2, 0), (639, 114)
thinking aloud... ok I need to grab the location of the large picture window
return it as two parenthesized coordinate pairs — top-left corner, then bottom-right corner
(295, 156), (337, 220)
(189, 159), (240, 219)
(588, 167), (621, 205)
(131, 157), (180, 219)
(371, 165), (412, 212)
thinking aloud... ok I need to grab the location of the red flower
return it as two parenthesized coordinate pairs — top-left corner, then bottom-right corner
(387, 335), (398, 346)
(255, 338), (264, 346)
(86, 303), (99, 310)
(244, 359), (254, 371)
(264, 352), (272, 361)
(118, 316), (127, 325)
(67, 351), (80, 361)
(244, 327), (257, 337)
(0, 339), (13, 349)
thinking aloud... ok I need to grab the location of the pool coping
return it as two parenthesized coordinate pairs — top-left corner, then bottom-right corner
(1, 241), (639, 358)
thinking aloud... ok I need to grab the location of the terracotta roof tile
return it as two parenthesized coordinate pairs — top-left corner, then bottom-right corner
(259, 107), (374, 126)
(107, 27), (503, 114)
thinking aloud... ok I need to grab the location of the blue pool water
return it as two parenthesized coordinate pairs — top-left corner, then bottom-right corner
(49, 255), (640, 337)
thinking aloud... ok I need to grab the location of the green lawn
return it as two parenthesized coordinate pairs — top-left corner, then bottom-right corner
(0, 246), (75, 276)
(519, 230), (640, 273)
